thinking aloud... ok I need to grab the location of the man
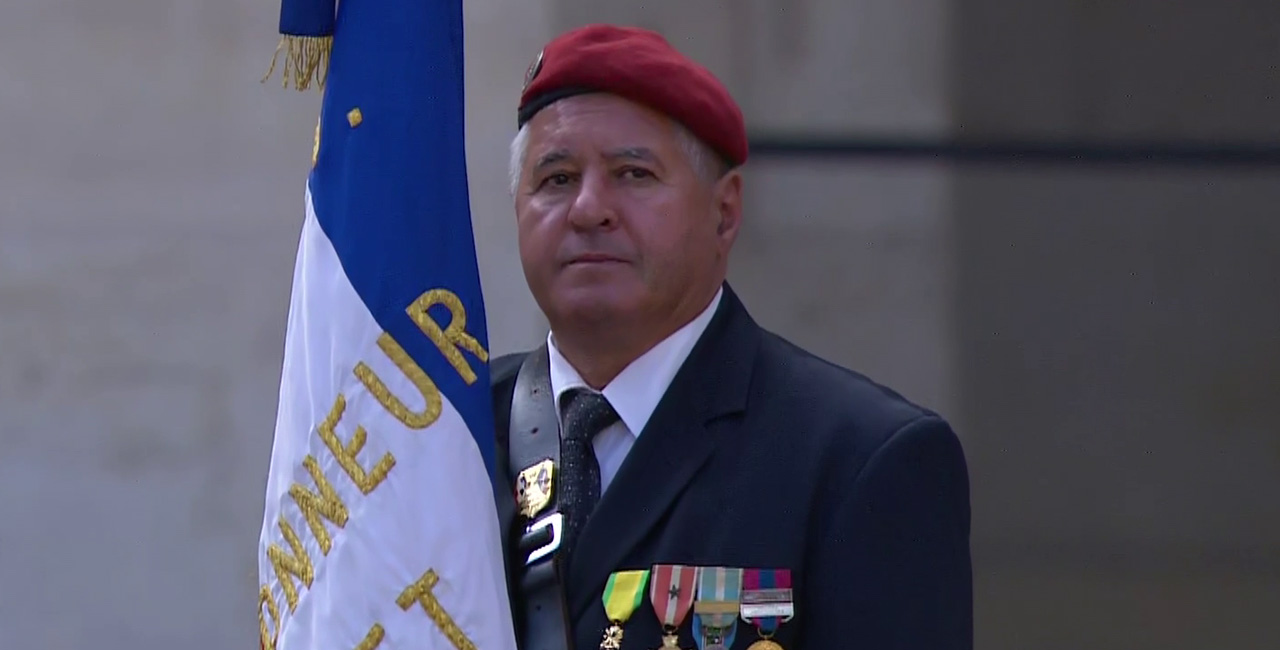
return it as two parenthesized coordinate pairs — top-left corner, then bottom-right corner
(489, 24), (972, 650)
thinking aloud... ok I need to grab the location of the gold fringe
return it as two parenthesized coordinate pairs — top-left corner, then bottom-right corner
(262, 35), (332, 91)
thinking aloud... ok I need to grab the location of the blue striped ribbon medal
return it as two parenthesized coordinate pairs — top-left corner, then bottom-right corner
(691, 566), (743, 650)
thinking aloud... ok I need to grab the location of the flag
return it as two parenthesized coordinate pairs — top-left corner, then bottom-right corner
(256, 0), (517, 648)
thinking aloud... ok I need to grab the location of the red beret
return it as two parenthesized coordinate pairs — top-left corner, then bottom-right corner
(518, 24), (748, 167)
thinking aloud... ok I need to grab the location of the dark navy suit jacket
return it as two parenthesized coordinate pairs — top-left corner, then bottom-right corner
(490, 285), (972, 649)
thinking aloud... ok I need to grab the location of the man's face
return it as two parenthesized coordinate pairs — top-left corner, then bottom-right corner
(513, 93), (741, 337)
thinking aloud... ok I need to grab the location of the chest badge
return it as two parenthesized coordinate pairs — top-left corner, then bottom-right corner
(516, 459), (555, 519)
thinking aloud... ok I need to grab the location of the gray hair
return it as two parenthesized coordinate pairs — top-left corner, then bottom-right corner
(507, 121), (727, 195)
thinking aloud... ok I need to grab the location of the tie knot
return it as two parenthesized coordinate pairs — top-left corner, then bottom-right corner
(560, 389), (620, 441)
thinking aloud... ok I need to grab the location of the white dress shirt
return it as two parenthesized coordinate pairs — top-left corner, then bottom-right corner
(547, 288), (723, 494)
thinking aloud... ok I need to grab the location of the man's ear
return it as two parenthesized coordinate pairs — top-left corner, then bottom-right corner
(714, 169), (744, 241)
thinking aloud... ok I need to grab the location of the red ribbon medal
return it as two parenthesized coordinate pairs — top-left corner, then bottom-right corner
(649, 564), (699, 649)
(740, 569), (794, 650)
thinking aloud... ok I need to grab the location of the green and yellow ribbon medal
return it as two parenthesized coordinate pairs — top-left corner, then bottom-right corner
(599, 569), (651, 650)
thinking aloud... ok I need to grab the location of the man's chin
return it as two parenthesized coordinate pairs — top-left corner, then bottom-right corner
(549, 288), (638, 325)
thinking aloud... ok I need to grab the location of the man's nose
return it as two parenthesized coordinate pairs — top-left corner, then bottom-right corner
(566, 171), (617, 230)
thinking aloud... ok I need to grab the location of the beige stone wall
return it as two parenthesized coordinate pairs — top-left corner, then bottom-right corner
(952, 2), (1280, 647)
(3, 0), (1277, 648)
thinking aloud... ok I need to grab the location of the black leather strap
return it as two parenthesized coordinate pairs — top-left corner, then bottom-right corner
(509, 345), (573, 650)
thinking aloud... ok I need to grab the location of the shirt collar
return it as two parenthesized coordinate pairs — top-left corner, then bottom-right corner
(547, 287), (723, 437)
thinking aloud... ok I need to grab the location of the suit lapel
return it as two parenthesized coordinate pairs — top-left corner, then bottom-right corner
(564, 285), (762, 619)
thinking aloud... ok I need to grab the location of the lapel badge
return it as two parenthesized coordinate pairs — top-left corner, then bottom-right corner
(523, 48), (544, 90)
(516, 458), (555, 518)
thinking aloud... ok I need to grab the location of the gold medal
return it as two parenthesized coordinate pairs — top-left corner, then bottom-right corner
(740, 569), (794, 650)
(599, 569), (650, 650)
(649, 564), (699, 650)
(737, 568), (793, 650)
(600, 623), (624, 650)
(656, 631), (682, 649)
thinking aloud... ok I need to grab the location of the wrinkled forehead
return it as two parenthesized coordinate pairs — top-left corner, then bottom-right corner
(524, 93), (685, 163)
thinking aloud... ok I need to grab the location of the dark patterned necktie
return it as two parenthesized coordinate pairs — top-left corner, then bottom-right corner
(558, 388), (620, 559)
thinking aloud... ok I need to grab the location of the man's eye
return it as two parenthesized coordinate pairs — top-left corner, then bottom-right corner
(538, 173), (572, 188)
(621, 167), (653, 179)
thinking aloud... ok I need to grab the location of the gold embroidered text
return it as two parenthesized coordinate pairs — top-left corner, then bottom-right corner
(407, 289), (489, 385)
(355, 624), (385, 650)
(289, 454), (350, 555)
(396, 569), (478, 650)
(355, 333), (443, 429)
(317, 393), (397, 495)
(267, 517), (314, 612)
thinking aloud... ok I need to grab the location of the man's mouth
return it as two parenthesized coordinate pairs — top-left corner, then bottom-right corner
(566, 253), (626, 265)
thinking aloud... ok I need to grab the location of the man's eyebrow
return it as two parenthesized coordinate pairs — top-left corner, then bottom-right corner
(533, 149), (571, 171)
(603, 147), (658, 162)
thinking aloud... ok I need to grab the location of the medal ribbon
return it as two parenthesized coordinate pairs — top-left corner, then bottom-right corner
(650, 564), (698, 628)
(692, 566), (743, 649)
(602, 569), (651, 623)
(741, 569), (794, 635)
